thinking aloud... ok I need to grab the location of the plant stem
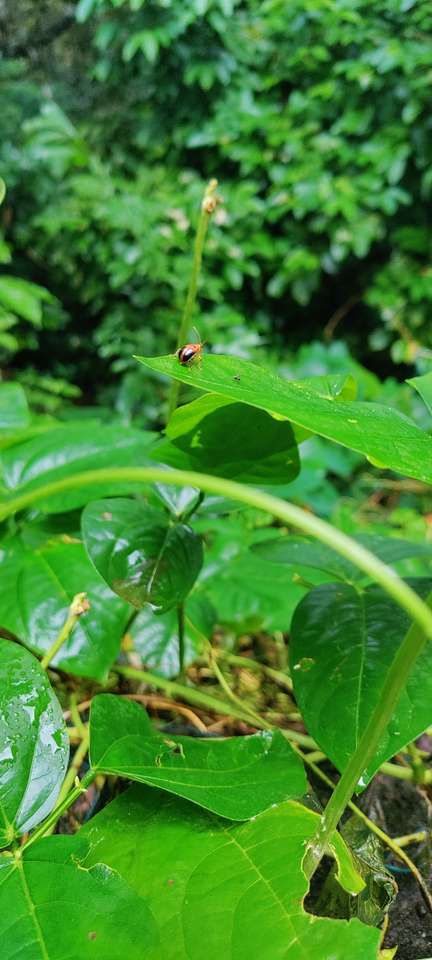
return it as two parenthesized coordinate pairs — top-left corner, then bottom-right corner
(40, 592), (90, 670)
(45, 729), (90, 836)
(303, 590), (432, 880)
(3, 466), (432, 642)
(218, 651), (293, 691)
(298, 748), (432, 911)
(177, 602), (185, 675)
(22, 768), (96, 853)
(167, 178), (218, 420)
(207, 644), (270, 729)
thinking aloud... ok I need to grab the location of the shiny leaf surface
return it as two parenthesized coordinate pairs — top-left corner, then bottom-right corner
(0, 383), (29, 433)
(0, 639), (69, 846)
(17, 540), (130, 680)
(1, 423), (157, 512)
(0, 833), (158, 958)
(83, 786), (380, 960)
(136, 354), (432, 484)
(82, 497), (203, 612)
(291, 579), (432, 785)
(89, 694), (306, 818)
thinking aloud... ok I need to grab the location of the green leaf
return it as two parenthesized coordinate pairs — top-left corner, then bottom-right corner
(0, 383), (29, 433)
(0, 639), (69, 847)
(156, 401), (299, 485)
(82, 786), (380, 959)
(1, 423), (157, 512)
(0, 833), (158, 958)
(0, 277), (48, 325)
(82, 498), (203, 612)
(407, 371), (432, 415)
(254, 534), (432, 584)
(290, 578), (432, 785)
(17, 540), (130, 681)
(136, 354), (432, 485)
(89, 694), (307, 818)
(0, 178), (5, 204)
(0, 534), (29, 636)
(131, 592), (215, 677)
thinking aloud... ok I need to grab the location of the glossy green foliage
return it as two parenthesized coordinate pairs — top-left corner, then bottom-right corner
(82, 497), (203, 612)
(407, 372), (432, 416)
(89, 695), (307, 819)
(137, 355), (432, 485)
(1, 423), (156, 512)
(155, 401), (300, 485)
(0, 834), (158, 958)
(291, 579), (432, 785)
(15, 540), (130, 680)
(82, 786), (381, 960)
(0, 639), (69, 846)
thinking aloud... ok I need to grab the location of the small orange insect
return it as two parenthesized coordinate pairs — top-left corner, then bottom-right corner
(177, 329), (205, 367)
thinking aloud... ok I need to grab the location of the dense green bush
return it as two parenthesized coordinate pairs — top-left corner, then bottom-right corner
(1, 0), (432, 406)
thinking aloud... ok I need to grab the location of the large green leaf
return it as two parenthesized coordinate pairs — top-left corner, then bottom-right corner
(290, 578), (432, 785)
(154, 401), (299, 485)
(0, 533), (30, 636)
(17, 540), (130, 681)
(136, 354), (432, 485)
(131, 592), (215, 677)
(1, 423), (157, 512)
(0, 383), (29, 433)
(254, 534), (432, 584)
(0, 834), (158, 958)
(0, 639), (69, 847)
(82, 498), (203, 612)
(89, 694), (306, 818)
(82, 786), (380, 960)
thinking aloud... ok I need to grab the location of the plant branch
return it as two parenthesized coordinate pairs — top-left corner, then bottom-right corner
(40, 593), (90, 670)
(167, 178), (219, 420)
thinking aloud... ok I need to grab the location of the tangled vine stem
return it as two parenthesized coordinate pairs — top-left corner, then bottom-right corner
(3, 464), (432, 873)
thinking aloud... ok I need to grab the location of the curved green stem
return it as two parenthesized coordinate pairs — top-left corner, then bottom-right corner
(3, 464), (432, 873)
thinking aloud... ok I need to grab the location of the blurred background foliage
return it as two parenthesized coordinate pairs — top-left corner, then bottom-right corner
(1, 0), (432, 421)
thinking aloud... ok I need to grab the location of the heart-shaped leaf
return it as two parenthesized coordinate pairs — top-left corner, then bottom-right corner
(136, 354), (432, 485)
(0, 834), (158, 958)
(154, 401), (299, 485)
(82, 498), (203, 612)
(17, 540), (130, 681)
(82, 786), (380, 960)
(89, 694), (306, 819)
(290, 579), (432, 785)
(1, 423), (157, 512)
(0, 639), (69, 847)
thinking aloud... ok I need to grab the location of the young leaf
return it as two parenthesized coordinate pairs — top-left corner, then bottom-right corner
(291, 579), (432, 785)
(17, 540), (130, 681)
(136, 354), (432, 485)
(0, 834), (158, 958)
(89, 694), (307, 819)
(154, 402), (299, 485)
(82, 498), (203, 612)
(1, 423), (157, 512)
(82, 786), (380, 960)
(0, 639), (69, 847)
